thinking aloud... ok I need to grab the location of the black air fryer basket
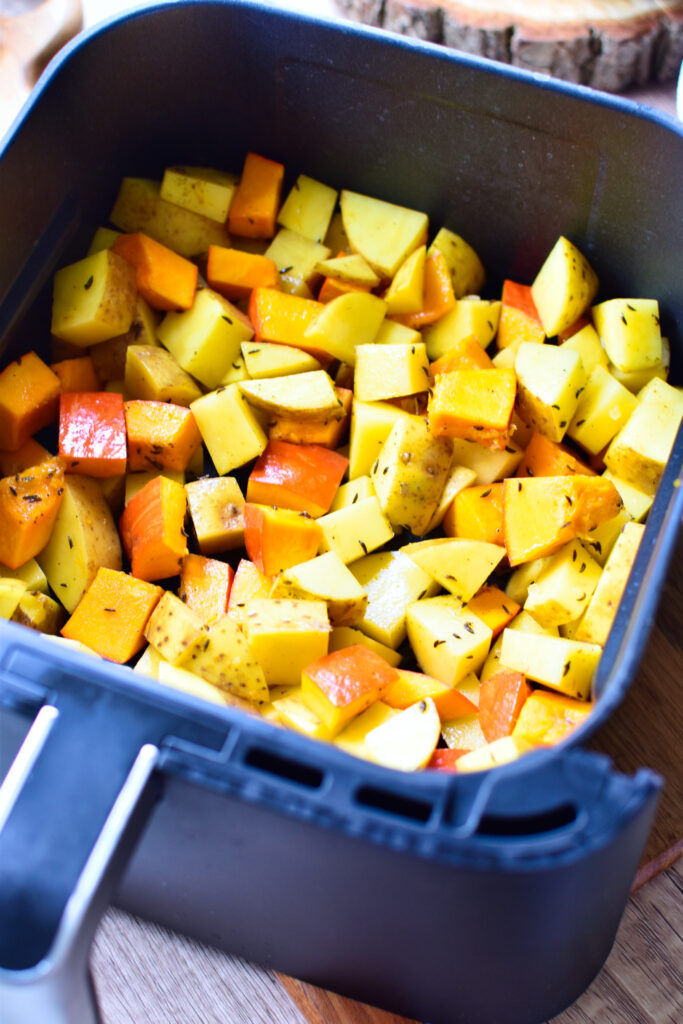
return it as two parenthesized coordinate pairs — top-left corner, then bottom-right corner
(0, 4), (682, 1023)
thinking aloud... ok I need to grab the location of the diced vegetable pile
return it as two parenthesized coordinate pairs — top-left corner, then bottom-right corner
(1, 153), (681, 773)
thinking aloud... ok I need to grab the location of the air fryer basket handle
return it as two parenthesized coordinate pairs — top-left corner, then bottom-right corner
(0, 702), (160, 1024)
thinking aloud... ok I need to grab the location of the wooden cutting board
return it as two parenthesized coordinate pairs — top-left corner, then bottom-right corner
(334, 0), (683, 92)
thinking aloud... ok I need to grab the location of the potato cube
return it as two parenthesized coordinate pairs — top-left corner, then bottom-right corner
(406, 596), (492, 686)
(144, 591), (203, 664)
(365, 696), (441, 771)
(580, 507), (632, 565)
(575, 522), (645, 645)
(515, 341), (586, 443)
(52, 250), (136, 345)
(157, 288), (253, 389)
(567, 365), (638, 454)
(349, 550), (438, 649)
(427, 228), (485, 298)
(177, 613), (269, 703)
(531, 236), (599, 337)
(304, 292), (387, 365)
(243, 598), (329, 687)
(402, 537), (504, 603)
(561, 323), (609, 376)
(265, 228), (330, 295)
(186, 476), (245, 554)
(354, 342), (430, 403)
(227, 559), (272, 629)
(241, 341), (320, 379)
(340, 190), (428, 279)
(425, 464), (478, 532)
(334, 702), (399, 761)
(456, 736), (533, 772)
(441, 714), (487, 752)
(593, 298), (662, 372)
(383, 245), (426, 315)
(124, 345), (202, 407)
(422, 298), (500, 360)
(272, 687), (332, 740)
(525, 540), (602, 628)
(603, 377), (683, 494)
(447, 438), (523, 485)
(88, 227), (122, 254)
(317, 496), (393, 564)
(160, 165), (237, 223)
(329, 475), (376, 512)
(499, 630), (601, 699)
(272, 551), (367, 627)
(239, 370), (340, 420)
(608, 336), (670, 392)
(371, 417), (452, 535)
(328, 626), (402, 667)
(374, 319), (421, 346)
(0, 558), (48, 594)
(348, 400), (417, 479)
(601, 471), (652, 522)
(316, 253), (380, 288)
(277, 174), (338, 243)
(191, 384), (267, 475)
(0, 578), (28, 619)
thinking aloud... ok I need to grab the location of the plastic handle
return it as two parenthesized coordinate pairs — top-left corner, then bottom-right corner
(0, 702), (160, 1024)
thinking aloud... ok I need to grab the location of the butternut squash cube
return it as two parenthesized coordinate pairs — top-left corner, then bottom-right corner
(243, 598), (329, 687)
(512, 689), (592, 746)
(406, 596), (492, 686)
(428, 368), (516, 449)
(301, 643), (399, 736)
(499, 630), (601, 699)
(158, 288), (253, 389)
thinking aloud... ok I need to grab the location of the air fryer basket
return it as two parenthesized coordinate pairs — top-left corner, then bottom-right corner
(0, 3), (681, 1023)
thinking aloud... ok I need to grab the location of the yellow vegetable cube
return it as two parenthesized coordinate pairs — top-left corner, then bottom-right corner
(1, 559), (48, 593)
(406, 596), (492, 686)
(348, 400), (417, 479)
(423, 298), (501, 360)
(87, 226), (122, 254)
(580, 507), (632, 565)
(315, 253), (380, 287)
(447, 438), (523, 485)
(191, 384), (267, 475)
(601, 471), (652, 522)
(241, 341), (320, 379)
(561, 323), (609, 375)
(456, 736), (533, 772)
(185, 476), (245, 554)
(265, 228), (330, 295)
(277, 174), (338, 243)
(354, 342), (430, 402)
(160, 165), (237, 223)
(603, 377), (683, 494)
(515, 341), (587, 442)
(272, 687), (333, 740)
(531, 236), (599, 337)
(567, 365), (638, 454)
(340, 189), (428, 279)
(350, 550), (439, 649)
(371, 416), (452, 535)
(499, 630), (601, 700)
(239, 370), (340, 420)
(144, 591), (203, 664)
(318, 496), (394, 564)
(592, 298), (662, 372)
(373, 319), (421, 346)
(334, 702), (399, 761)
(52, 249), (136, 345)
(272, 551), (367, 627)
(402, 537), (504, 603)
(575, 522), (645, 645)
(304, 292), (387, 365)
(425, 463), (478, 532)
(329, 475), (376, 512)
(0, 578), (28, 619)
(177, 613), (269, 703)
(383, 245), (426, 314)
(512, 690), (591, 746)
(427, 227), (485, 298)
(328, 626), (402, 667)
(243, 598), (329, 686)
(157, 288), (253, 389)
(125, 345), (203, 406)
(524, 540), (602, 628)
(365, 697), (441, 771)
(441, 714), (487, 751)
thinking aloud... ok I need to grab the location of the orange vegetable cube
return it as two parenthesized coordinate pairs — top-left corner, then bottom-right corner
(58, 392), (127, 477)
(516, 431), (595, 479)
(119, 475), (188, 581)
(124, 400), (202, 472)
(228, 152), (285, 238)
(301, 644), (399, 735)
(512, 689), (592, 746)
(429, 334), (494, 377)
(268, 387), (352, 449)
(61, 566), (162, 663)
(479, 670), (533, 742)
(206, 245), (280, 299)
(503, 474), (623, 566)
(496, 280), (545, 350)
(51, 355), (99, 393)
(428, 368), (516, 450)
(244, 503), (323, 576)
(445, 482), (505, 546)
(112, 232), (197, 311)
(427, 748), (470, 771)
(501, 280), (543, 322)
(0, 438), (53, 477)
(0, 459), (65, 569)
(318, 275), (370, 303)
(246, 440), (348, 516)
(0, 351), (61, 452)
(391, 251), (455, 329)
(179, 554), (233, 624)
(384, 669), (477, 721)
(248, 288), (325, 354)
(466, 586), (520, 638)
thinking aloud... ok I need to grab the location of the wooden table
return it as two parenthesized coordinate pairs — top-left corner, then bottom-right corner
(2, 2), (681, 1021)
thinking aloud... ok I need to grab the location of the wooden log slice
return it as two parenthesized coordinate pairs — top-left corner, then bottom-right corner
(332, 0), (683, 91)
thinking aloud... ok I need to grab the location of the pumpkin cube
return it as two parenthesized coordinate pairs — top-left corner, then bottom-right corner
(428, 368), (516, 449)
(0, 351), (61, 452)
(512, 689), (592, 746)
(301, 644), (399, 736)
(243, 503), (322, 575)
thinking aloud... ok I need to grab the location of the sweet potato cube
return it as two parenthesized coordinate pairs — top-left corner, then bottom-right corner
(301, 644), (399, 736)
(512, 689), (592, 746)
(119, 475), (188, 581)
(243, 503), (323, 575)
(125, 400), (202, 472)
(185, 476), (245, 555)
(249, 288), (325, 353)
(0, 460), (65, 570)
(384, 669), (477, 721)
(58, 391), (127, 477)
(446, 483), (505, 545)
(0, 352), (61, 452)
(52, 249), (137, 345)
(478, 670), (533, 742)
(61, 567), (163, 663)
(503, 475), (622, 567)
(179, 554), (233, 624)
(246, 440), (348, 516)
(243, 598), (330, 687)
(428, 368), (516, 449)
(112, 232), (197, 311)
(50, 356), (99, 393)
(466, 586), (520, 638)
(228, 152), (285, 238)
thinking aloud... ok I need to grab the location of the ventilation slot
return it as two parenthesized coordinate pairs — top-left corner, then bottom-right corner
(355, 784), (433, 824)
(243, 747), (324, 789)
(476, 803), (577, 838)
